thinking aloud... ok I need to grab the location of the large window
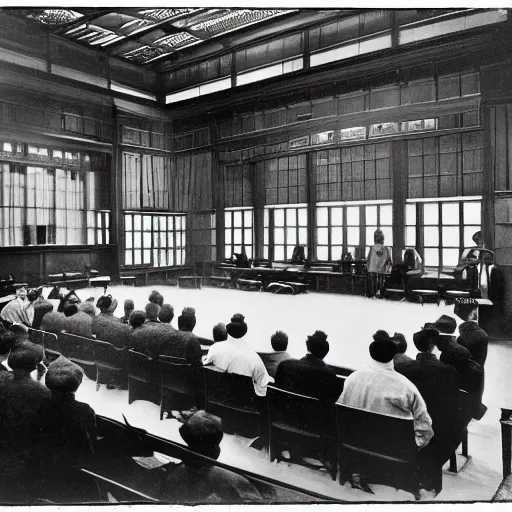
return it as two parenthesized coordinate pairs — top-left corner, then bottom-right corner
(264, 206), (307, 261)
(225, 208), (253, 259)
(0, 163), (106, 247)
(124, 213), (186, 267)
(316, 201), (392, 261)
(406, 198), (481, 269)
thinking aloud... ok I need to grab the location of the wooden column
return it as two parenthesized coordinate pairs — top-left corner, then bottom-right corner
(483, 104), (498, 250)
(111, 105), (122, 280)
(391, 139), (408, 263)
(209, 114), (223, 262)
(252, 160), (265, 261)
(306, 151), (316, 261)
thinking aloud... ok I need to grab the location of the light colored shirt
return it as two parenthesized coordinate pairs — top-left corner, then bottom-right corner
(204, 336), (273, 396)
(338, 360), (433, 448)
(367, 244), (392, 274)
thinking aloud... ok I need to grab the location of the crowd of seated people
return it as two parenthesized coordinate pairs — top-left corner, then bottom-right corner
(0, 283), (490, 502)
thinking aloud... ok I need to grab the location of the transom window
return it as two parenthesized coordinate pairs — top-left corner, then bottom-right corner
(124, 213), (186, 267)
(224, 208), (253, 259)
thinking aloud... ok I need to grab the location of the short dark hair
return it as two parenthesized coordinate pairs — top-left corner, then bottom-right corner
(306, 330), (329, 359)
(178, 314), (196, 332)
(158, 304), (174, 324)
(271, 331), (288, 352)
(369, 330), (396, 363)
(63, 303), (79, 317)
(212, 323), (227, 342)
(129, 310), (146, 329)
(145, 302), (160, 322)
(10, 323), (28, 341)
(392, 332), (407, 354)
(413, 328), (439, 352)
(179, 410), (223, 459)
(0, 330), (17, 356)
(148, 290), (164, 307)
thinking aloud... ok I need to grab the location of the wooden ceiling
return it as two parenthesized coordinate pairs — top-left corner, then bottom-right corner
(2, 8), (347, 71)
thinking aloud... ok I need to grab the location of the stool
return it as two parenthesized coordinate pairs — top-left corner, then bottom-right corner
(120, 276), (136, 286)
(89, 276), (111, 295)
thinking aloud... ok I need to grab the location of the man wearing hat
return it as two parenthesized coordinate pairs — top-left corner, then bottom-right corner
(160, 410), (262, 503)
(203, 313), (272, 397)
(455, 299), (488, 367)
(395, 328), (463, 495)
(0, 342), (50, 493)
(430, 314), (485, 419)
(92, 295), (130, 349)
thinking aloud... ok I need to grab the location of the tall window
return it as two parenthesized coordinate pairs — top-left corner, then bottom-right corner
(264, 206), (307, 261)
(316, 206), (343, 261)
(225, 208), (253, 259)
(364, 203), (393, 256)
(407, 198), (481, 269)
(124, 213), (186, 267)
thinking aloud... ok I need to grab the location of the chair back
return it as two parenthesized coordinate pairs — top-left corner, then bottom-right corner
(336, 403), (418, 494)
(43, 331), (60, 359)
(94, 339), (127, 370)
(267, 385), (332, 435)
(159, 355), (195, 396)
(128, 350), (160, 406)
(204, 366), (258, 414)
(28, 328), (45, 347)
(58, 332), (94, 362)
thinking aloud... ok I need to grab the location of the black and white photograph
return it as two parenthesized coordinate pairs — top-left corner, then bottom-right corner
(0, 4), (510, 505)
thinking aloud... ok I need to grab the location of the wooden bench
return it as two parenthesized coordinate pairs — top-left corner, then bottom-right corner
(177, 276), (202, 289)
(120, 276), (136, 286)
(201, 276), (232, 288)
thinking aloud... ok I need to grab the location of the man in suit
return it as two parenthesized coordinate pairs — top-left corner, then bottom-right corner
(258, 331), (293, 379)
(392, 332), (413, 365)
(395, 328), (462, 495)
(274, 330), (341, 402)
(455, 299), (489, 367)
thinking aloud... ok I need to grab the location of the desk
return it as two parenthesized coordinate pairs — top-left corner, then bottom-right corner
(89, 276), (111, 295)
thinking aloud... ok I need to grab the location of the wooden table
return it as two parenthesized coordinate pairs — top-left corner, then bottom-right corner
(89, 276), (111, 295)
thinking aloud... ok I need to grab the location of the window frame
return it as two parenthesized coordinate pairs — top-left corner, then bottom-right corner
(224, 207), (254, 260)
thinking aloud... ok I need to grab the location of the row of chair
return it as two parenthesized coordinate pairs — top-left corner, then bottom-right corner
(27, 327), (472, 498)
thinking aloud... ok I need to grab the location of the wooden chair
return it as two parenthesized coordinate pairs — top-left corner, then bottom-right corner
(28, 327), (45, 347)
(336, 403), (420, 498)
(43, 331), (61, 361)
(128, 350), (161, 406)
(93, 339), (128, 391)
(267, 385), (337, 480)
(159, 355), (203, 419)
(203, 366), (262, 438)
(448, 389), (473, 473)
(58, 332), (97, 380)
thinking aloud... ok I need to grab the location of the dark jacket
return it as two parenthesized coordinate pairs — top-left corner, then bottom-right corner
(92, 314), (130, 349)
(258, 351), (293, 379)
(274, 354), (342, 402)
(457, 322), (488, 367)
(395, 352), (462, 455)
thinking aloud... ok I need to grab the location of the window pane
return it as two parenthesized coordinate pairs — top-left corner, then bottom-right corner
(331, 227), (343, 244)
(347, 226), (359, 245)
(423, 204), (438, 225)
(380, 205), (393, 225)
(263, 246), (269, 259)
(245, 246), (252, 259)
(134, 250), (142, 265)
(244, 228), (252, 244)
(125, 233), (132, 249)
(424, 248), (439, 267)
(133, 232), (142, 249)
(317, 245), (329, 261)
(317, 207), (328, 227)
(382, 227), (393, 246)
(233, 229), (242, 244)
(264, 209), (269, 227)
(233, 210), (242, 227)
(143, 232), (151, 248)
(366, 206), (377, 225)
(347, 206), (360, 226)
(143, 216), (152, 231)
(275, 227), (285, 244)
(298, 208), (307, 227)
(244, 210), (253, 227)
(275, 209), (284, 227)
(442, 203), (460, 225)
(406, 204), (416, 225)
(318, 227), (328, 245)
(332, 245), (343, 261)
(298, 227), (307, 245)
(331, 207), (343, 225)
(366, 227), (377, 247)
(225, 229), (231, 244)
(264, 228), (269, 245)
(168, 232), (174, 247)
(153, 249), (159, 266)
(424, 226), (439, 247)
(464, 202), (481, 225)
(125, 250), (132, 265)
(286, 208), (296, 226)
(464, 226), (480, 246)
(275, 245), (285, 261)
(286, 245), (295, 260)
(176, 252), (182, 266)
(168, 250), (174, 266)
(125, 215), (132, 231)
(443, 248), (460, 267)
(442, 226), (460, 247)
(287, 228), (297, 246)
(225, 211), (232, 228)
(225, 244), (232, 257)
(153, 216), (159, 231)
(406, 226), (416, 246)
(143, 249), (151, 264)
(133, 215), (141, 231)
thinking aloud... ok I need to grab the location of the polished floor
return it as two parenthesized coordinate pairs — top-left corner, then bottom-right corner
(61, 285), (510, 502)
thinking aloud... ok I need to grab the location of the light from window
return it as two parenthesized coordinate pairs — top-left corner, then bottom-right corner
(312, 131), (334, 145)
(369, 122), (399, 138)
(28, 146), (48, 156)
(340, 126), (367, 141)
(237, 58), (303, 87)
(2, 142), (12, 152)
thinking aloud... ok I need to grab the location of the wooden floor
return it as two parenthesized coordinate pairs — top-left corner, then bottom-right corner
(63, 285), (510, 502)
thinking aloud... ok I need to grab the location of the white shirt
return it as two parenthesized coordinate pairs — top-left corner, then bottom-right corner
(338, 360), (433, 448)
(203, 336), (273, 396)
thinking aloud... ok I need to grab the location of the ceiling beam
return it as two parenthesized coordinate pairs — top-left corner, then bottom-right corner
(54, 9), (117, 35)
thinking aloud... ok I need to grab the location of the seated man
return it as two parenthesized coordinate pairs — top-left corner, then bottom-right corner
(160, 410), (262, 504)
(392, 332), (413, 365)
(119, 299), (134, 324)
(338, 331), (433, 496)
(148, 290), (164, 307)
(158, 304), (176, 331)
(258, 331), (292, 379)
(204, 314), (272, 397)
(145, 302), (161, 323)
(61, 303), (93, 338)
(35, 356), (97, 500)
(455, 299), (489, 367)
(0, 286), (29, 327)
(431, 315), (485, 419)
(213, 323), (227, 343)
(32, 299), (54, 330)
(92, 295), (130, 349)
(395, 328), (462, 495)
(274, 330), (340, 402)
(0, 342), (50, 499)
